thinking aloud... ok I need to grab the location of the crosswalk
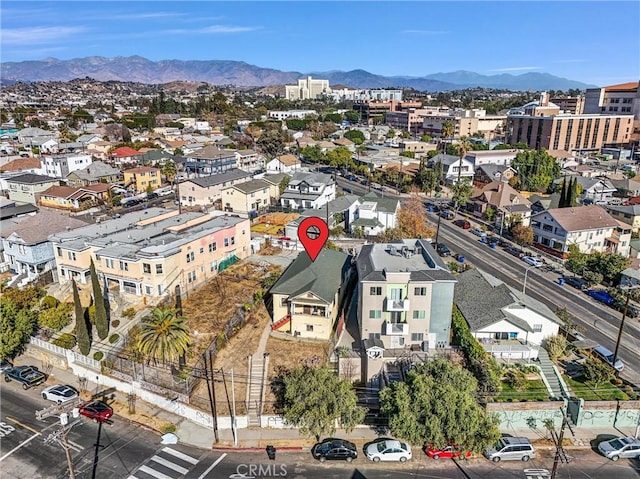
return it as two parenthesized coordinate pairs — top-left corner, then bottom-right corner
(128, 447), (199, 479)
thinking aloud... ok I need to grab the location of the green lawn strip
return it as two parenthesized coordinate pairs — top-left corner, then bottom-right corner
(495, 379), (549, 402)
(563, 375), (629, 401)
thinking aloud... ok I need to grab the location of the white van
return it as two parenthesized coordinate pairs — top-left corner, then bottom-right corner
(593, 345), (624, 371)
(485, 437), (535, 462)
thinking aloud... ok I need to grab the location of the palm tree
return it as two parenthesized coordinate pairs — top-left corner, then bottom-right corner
(161, 160), (178, 184)
(456, 136), (472, 184)
(441, 120), (455, 154)
(137, 307), (191, 365)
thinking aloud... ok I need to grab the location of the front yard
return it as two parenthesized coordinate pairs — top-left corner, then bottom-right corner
(563, 375), (630, 401)
(495, 378), (549, 402)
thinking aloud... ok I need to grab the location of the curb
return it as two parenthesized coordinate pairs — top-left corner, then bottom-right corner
(212, 446), (305, 452)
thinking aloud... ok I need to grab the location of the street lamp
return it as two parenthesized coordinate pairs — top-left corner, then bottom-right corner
(613, 284), (640, 368)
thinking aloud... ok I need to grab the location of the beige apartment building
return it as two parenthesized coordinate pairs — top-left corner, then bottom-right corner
(49, 208), (250, 297)
(551, 96), (585, 115)
(221, 179), (271, 214)
(285, 76), (331, 100)
(178, 168), (251, 207)
(507, 113), (633, 152)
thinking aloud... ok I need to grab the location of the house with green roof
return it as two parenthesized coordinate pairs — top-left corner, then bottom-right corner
(267, 249), (354, 340)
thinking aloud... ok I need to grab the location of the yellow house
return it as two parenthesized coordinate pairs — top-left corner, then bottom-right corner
(50, 207), (251, 297)
(222, 179), (271, 214)
(268, 249), (352, 340)
(124, 166), (161, 193)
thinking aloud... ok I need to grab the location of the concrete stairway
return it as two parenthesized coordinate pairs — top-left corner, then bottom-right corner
(537, 348), (566, 399)
(246, 354), (269, 427)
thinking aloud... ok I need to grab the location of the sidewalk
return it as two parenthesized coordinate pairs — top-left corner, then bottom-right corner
(15, 350), (638, 453)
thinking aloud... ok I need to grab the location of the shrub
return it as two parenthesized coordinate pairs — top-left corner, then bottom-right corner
(41, 295), (60, 309)
(160, 423), (177, 434)
(93, 351), (104, 361)
(122, 307), (136, 320)
(504, 369), (527, 391)
(38, 302), (73, 331)
(108, 334), (120, 344)
(544, 335), (567, 361)
(88, 304), (96, 324)
(111, 320), (120, 328)
(52, 333), (77, 350)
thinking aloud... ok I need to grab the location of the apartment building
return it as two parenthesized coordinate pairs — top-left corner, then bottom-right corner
(267, 110), (317, 121)
(123, 166), (161, 193)
(49, 208), (251, 297)
(551, 96), (585, 115)
(280, 171), (336, 209)
(66, 161), (121, 187)
(284, 76), (331, 100)
(530, 205), (631, 259)
(420, 109), (506, 139)
(353, 100), (422, 124)
(221, 179), (272, 214)
(6, 173), (59, 204)
(41, 153), (92, 178)
(178, 169), (251, 207)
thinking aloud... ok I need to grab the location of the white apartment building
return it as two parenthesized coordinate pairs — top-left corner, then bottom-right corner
(285, 76), (331, 100)
(268, 110), (317, 121)
(40, 154), (92, 178)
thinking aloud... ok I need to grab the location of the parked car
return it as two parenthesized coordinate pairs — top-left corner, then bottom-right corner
(0, 359), (13, 374)
(485, 436), (535, 462)
(41, 384), (79, 404)
(586, 289), (615, 306)
(424, 445), (472, 460)
(470, 227), (486, 237)
(453, 219), (471, 229)
(440, 210), (455, 220)
(311, 438), (358, 463)
(598, 436), (640, 461)
(436, 243), (451, 257)
(522, 256), (543, 267)
(592, 344), (624, 371)
(364, 439), (412, 462)
(504, 246), (525, 258)
(3, 365), (47, 390)
(563, 277), (589, 290)
(79, 401), (114, 422)
(146, 192), (159, 200)
(613, 298), (640, 318)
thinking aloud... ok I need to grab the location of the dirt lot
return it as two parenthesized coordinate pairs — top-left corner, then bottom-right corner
(262, 336), (330, 414)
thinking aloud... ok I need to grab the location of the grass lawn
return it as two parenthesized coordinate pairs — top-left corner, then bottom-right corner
(563, 375), (629, 401)
(495, 379), (550, 402)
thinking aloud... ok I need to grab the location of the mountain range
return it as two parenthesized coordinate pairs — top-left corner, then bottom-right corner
(0, 55), (597, 91)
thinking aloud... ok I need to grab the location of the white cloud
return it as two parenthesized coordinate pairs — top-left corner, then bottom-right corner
(402, 30), (449, 35)
(96, 12), (189, 21)
(1, 26), (86, 46)
(488, 66), (543, 72)
(552, 59), (586, 64)
(164, 25), (260, 34)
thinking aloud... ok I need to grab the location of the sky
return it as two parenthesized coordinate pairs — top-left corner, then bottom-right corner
(2, 1), (639, 86)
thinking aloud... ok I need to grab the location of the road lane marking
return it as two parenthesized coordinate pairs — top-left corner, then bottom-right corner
(150, 455), (188, 474)
(0, 433), (40, 462)
(5, 417), (39, 435)
(197, 453), (227, 479)
(138, 465), (174, 479)
(161, 446), (198, 464)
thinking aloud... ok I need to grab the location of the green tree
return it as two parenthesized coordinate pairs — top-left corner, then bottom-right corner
(544, 335), (568, 361)
(161, 160), (178, 183)
(257, 129), (287, 158)
(450, 178), (473, 211)
(565, 245), (588, 274)
(585, 252), (630, 283)
(137, 307), (191, 365)
(441, 120), (455, 153)
(299, 145), (325, 164)
(326, 147), (353, 170)
(559, 177), (567, 208)
(344, 110), (360, 123)
(511, 223), (534, 248)
(569, 177), (578, 207)
(282, 365), (365, 441)
(583, 358), (614, 389)
(344, 129), (365, 145)
(0, 297), (36, 359)
(90, 259), (109, 340)
(73, 280), (91, 356)
(511, 150), (561, 192)
(279, 175), (290, 195)
(400, 150), (415, 159)
(379, 358), (500, 452)
(504, 368), (527, 391)
(484, 206), (496, 222)
(286, 118), (307, 131)
(421, 135), (432, 143)
(38, 302), (73, 331)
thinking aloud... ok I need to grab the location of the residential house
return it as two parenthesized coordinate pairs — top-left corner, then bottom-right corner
(427, 154), (474, 184)
(66, 161), (122, 187)
(355, 240), (455, 388)
(221, 179), (271, 215)
(0, 157), (42, 174)
(6, 173), (59, 204)
(124, 167), (161, 193)
(41, 153), (92, 178)
(266, 154), (301, 174)
(39, 184), (110, 211)
(234, 149), (264, 171)
(454, 268), (561, 359)
(261, 173), (289, 201)
(469, 181), (532, 228)
(76, 134), (102, 148)
(529, 193), (562, 214)
(109, 146), (143, 166)
(473, 164), (517, 187)
(185, 145), (237, 175)
(606, 204), (640, 233)
(268, 249), (353, 340)
(85, 141), (114, 161)
(610, 177), (640, 198)
(17, 127), (55, 146)
(465, 149), (519, 167)
(530, 205), (632, 259)
(619, 267), (640, 288)
(0, 197), (38, 221)
(553, 176), (616, 205)
(1, 210), (87, 284)
(178, 169), (251, 208)
(280, 171), (336, 210)
(49, 208), (251, 296)
(351, 192), (400, 236)
(283, 194), (360, 240)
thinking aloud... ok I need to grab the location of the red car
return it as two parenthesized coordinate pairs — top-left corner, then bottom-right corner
(453, 219), (471, 229)
(79, 401), (113, 422)
(424, 445), (472, 460)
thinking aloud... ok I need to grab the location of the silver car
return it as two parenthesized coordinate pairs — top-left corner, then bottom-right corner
(598, 436), (640, 461)
(42, 384), (79, 404)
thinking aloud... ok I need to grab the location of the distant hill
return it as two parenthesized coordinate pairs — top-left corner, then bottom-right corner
(0, 56), (597, 91)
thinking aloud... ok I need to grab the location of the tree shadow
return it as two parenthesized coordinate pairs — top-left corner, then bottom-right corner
(269, 364), (291, 415)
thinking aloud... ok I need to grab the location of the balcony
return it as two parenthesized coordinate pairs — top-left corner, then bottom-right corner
(384, 298), (410, 311)
(384, 322), (409, 336)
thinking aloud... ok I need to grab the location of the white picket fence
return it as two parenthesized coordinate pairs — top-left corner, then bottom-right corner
(29, 336), (101, 371)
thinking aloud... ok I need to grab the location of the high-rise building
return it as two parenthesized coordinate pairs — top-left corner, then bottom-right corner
(284, 76), (331, 100)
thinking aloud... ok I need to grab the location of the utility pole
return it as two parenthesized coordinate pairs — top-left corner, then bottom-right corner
(206, 349), (219, 443)
(38, 399), (84, 479)
(613, 291), (630, 368)
(231, 369), (237, 446)
(550, 407), (575, 479)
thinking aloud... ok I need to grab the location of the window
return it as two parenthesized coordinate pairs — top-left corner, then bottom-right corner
(67, 251), (76, 261)
(209, 242), (217, 252)
(200, 247), (204, 253)
(186, 252), (195, 263)
(306, 324), (314, 332)
(145, 285), (152, 295)
(414, 287), (427, 296)
(156, 264), (163, 274)
(369, 333), (381, 340)
(224, 238), (229, 247)
(390, 288), (403, 300)
(143, 263), (151, 274)
(188, 271), (197, 283)
(280, 297), (287, 307)
(370, 286), (382, 296)
(105, 258), (114, 268)
(57, 247), (62, 257)
(231, 236), (235, 245)
(369, 310), (382, 319)
(412, 310), (426, 319)
(411, 333), (424, 342)
(533, 324), (543, 332)
(119, 261), (128, 271)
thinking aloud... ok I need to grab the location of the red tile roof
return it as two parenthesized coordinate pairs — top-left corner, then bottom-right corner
(0, 157), (41, 172)
(110, 146), (142, 157)
(125, 166), (159, 174)
(603, 82), (639, 92)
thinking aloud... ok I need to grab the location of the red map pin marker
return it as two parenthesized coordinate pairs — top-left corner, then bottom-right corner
(298, 216), (329, 262)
